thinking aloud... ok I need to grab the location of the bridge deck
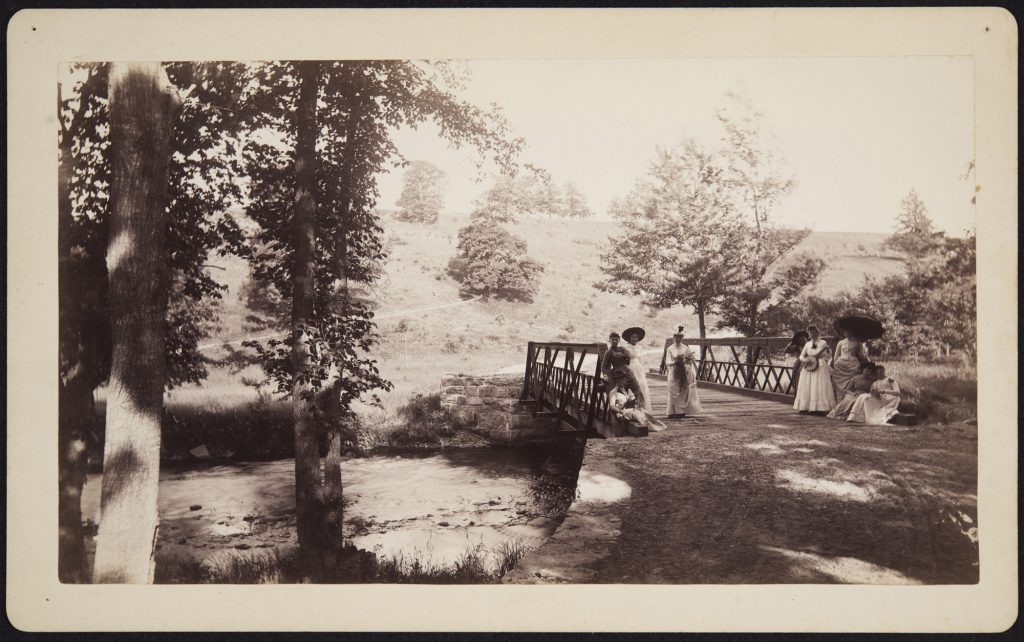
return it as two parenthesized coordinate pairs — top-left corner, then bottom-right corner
(505, 380), (979, 585)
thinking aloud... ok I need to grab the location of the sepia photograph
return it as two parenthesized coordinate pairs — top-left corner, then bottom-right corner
(8, 7), (1018, 633)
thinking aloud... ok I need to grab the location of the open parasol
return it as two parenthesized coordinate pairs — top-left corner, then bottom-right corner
(833, 314), (884, 341)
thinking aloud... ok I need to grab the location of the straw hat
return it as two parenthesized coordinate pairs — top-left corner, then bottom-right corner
(623, 326), (646, 341)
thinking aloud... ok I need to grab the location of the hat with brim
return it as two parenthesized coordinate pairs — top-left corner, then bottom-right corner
(672, 324), (685, 338)
(623, 326), (646, 341)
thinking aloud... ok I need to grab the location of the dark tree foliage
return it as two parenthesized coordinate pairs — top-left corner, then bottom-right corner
(59, 61), (248, 390)
(447, 219), (544, 302)
(57, 61), (248, 582)
(240, 60), (523, 406)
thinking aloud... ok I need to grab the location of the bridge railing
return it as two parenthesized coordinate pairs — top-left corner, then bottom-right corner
(520, 342), (608, 434)
(661, 336), (836, 398)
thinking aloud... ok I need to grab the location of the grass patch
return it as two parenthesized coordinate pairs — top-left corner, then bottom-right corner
(156, 547), (300, 584)
(371, 392), (459, 447)
(884, 359), (977, 424)
(162, 397), (294, 460)
(370, 539), (533, 584)
(154, 540), (533, 584)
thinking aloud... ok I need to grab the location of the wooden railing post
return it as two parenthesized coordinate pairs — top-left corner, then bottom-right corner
(520, 341), (536, 401)
(746, 345), (762, 389)
(587, 343), (607, 432)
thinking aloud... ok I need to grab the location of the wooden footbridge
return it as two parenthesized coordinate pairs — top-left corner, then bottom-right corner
(520, 336), (832, 438)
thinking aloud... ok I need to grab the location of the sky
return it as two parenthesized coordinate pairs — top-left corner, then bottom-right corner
(376, 57), (975, 236)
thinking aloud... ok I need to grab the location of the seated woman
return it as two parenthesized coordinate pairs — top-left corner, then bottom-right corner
(847, 365), (902, 425)
(608, 381), (666, 433)
(827, 362), (878, 420)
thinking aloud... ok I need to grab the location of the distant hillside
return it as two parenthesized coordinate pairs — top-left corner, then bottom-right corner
(186, 214), (905, 411)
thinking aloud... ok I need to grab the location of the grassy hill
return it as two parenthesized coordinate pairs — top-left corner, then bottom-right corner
(176, 213), (903, 416)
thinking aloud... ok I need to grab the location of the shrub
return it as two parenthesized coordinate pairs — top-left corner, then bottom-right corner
(446, 220), (544, 302)
(386, 393), (457, 446)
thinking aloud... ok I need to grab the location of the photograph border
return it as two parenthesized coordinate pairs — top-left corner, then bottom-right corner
(6, 6), (1018, 632)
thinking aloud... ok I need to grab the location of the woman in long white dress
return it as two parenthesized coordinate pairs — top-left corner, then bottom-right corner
(665, 328), (702, 417)
(609, 384), (666, 433)
(793, 325), (837, 413)
(847, 365), (902, 425)
(831, 330), (869, 398)
(622, 327), (652, 411)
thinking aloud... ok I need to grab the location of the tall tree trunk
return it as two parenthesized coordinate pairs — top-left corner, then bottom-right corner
(321, 63), (365, 577)
(58, 376), (94, 582)
(290, 60), (326, 582)
(92, 63), (180, 583)
(696, 303), (708, 364)
(58, 68), (108, 582)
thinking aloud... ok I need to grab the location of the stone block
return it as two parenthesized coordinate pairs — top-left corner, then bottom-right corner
(452, 407), (477, 427)
(465, 385), (480, 397)
(467, 397), (484, 407)
(504, 386), (521, 398)
(478, 385), (497, 397)
(441, 375), (463, 387)
(451, 394), (467, 406)
(443, 385), (465, 395)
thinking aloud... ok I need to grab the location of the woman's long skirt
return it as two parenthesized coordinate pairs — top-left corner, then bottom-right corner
(627, 360), (652, 411)
(827, 393), (858, 420)
(847, 394), (900, 425)
(793, 364), (837, 412)
(831, 357), (862, 397)
(667, 366), (702, 415)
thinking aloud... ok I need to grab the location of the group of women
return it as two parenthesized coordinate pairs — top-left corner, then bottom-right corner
(602, 325), (701, 434)
(793, 325), (902, 425)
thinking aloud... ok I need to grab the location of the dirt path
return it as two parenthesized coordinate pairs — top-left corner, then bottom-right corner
(505, 381), (978, 585)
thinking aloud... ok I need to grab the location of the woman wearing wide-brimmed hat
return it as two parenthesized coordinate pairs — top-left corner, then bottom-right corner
(665, 325), (702, 417)
(621, 326), (652, 411)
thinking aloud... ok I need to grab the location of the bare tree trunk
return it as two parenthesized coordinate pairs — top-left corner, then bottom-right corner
(290, 60), (326, 582)
(92, 62), (180, 584)
(696, 303), (708, 364)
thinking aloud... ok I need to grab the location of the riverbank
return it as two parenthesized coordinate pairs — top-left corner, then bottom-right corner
(79, 443), (584, 583)
(506, 382), (978, 585)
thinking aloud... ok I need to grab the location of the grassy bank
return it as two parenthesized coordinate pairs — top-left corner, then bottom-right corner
(155, 539), (533, 584)
(885, 359), (977, 424)
(89, 390), (492, 465)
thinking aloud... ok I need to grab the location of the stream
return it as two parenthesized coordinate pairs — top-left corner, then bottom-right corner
(80, 445), (584, 578)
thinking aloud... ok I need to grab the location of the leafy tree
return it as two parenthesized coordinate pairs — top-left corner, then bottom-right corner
(470, 174), (534, 222)
(58, 61), (247, 582)
(395, 160), (445, 223)
(716, 231), (826, 337)
(715, 91), (796, 236)
(90, 62), (182, 584)
(599, 139), (746, 338)
(239, 60), (522, 580)
(527, 174), (564, 218)
(712, 92), (822, 336)
(563, 181), (593, 219)
(447, 219), (544, 301)
(883, 189), (944, 257)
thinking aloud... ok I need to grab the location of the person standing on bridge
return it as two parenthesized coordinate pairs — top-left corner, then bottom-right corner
(830, 329), (870, 399)
(793, 324), (837, 414)
(602, 332), (643, 401)
(622, 326), (652, 411)
(665, 326), (702, 417)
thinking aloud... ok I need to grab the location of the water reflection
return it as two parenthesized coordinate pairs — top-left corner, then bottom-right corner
(80, 444), (584, 572)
